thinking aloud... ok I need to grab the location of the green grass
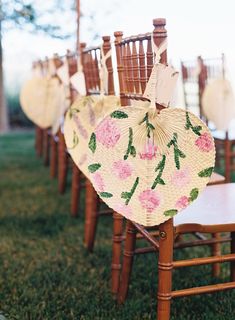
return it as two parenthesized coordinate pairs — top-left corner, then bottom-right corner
(0, 131), (235, 320)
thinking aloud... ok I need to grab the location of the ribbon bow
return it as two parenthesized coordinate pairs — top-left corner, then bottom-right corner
(144, 35), (168, 108)
(100, 47), (112, 95)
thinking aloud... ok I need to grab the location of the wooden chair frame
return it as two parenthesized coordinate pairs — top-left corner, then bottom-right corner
(181, 54), (235, 182)
(69, 37), (115, 252)
(111, 19), (235, 319)
(57, 51), (78, 194)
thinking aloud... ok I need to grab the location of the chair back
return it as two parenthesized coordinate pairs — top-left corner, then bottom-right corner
(181, 54), (225, 119)
(114, 18), (167, 107)
(198, 54), (225, 117)
(82, 36), (115, 96)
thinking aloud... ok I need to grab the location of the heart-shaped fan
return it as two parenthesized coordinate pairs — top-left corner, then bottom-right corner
(87, 106), (215, 226)
(202, 78), (235, 130)
(20, 76), (65, 129)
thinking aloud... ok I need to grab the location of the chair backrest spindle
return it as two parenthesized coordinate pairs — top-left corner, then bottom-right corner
(114, 18), (167, 109)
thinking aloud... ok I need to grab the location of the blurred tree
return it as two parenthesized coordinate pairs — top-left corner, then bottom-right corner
(0, 0), (75, 132)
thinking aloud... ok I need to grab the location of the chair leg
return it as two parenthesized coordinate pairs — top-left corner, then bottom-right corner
(71, 163), (81, 217)
(157, 219), (174, 320)
(43, 130), (50, 166)
(231, 232), (235, 281)
(117, 220), (137, 304)
(224, 139), (231, 182)
(36, 126), (43, 157)
(58, 130), (68, 194)
(84, 179), (99, 252)
(50, 136), (57, 178)
(211, 233), (221, 277)
(111, 212), (124, 296)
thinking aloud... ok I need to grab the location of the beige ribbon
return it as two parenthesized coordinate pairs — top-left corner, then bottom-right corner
(77, 56), (83, 73)
(146, 35), (168, 108)
(100, 47), (112, 95)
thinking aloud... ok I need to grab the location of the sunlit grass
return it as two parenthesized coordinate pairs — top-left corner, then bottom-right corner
(0, 131), (234, 319)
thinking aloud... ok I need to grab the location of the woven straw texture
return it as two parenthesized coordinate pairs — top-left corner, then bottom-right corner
(64, 95), (120, 177)
(51, 85), (71, 135)
(202, 78), (235, 130)
(87, 106), (215, 227)
(20, 76), (65, 129)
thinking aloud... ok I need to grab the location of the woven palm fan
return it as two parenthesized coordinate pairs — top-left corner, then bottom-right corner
(51, 85), (71, 135)
(87, 105), (215, 227)
(202, 78), (235, 130)
(20, 76), (65, 129)
(63, 95), (120, 177)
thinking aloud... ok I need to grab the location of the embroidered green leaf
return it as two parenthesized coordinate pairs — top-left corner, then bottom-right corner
(99, 192), (113, 198)
(164, 209), (178, 217)
(152, 155), (166, 189)
(158, 178), (166, 185)
(68, 130), (79, 149)
(121, 177), (139, 205)
(88, 133), (96, 153)
(198, 167), (214, 177)
(167, 133), (186, 170)
(82, 96), (94, 107)
(139, 113), (148, 125)
(69, 107), (80, 119)
(174, 148), (186, 170)
(189, 188), (199, 201)
(185, 112), (202, 136)
(124, 128), (136, 160)
(130, 145), (136, 157)
(155, 155), (166, 172)
(110, 110), (128, 119)
(121, 192), (130, 199)
(88, 163), (101, 173)
(139, 112), (155, 138)
(148, 123), (155, 130)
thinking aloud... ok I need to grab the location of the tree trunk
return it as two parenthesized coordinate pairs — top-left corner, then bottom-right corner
(0, 9), (9, 133)
(0, 4), (9, 133)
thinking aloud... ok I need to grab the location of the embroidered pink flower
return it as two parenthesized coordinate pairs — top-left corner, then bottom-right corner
(112, 160), (133, 180)
(114, 204), (132, 218)
(175, 196), (190, 210)
(139, 140), (157, 160)
(138, 189), (161, 213)
(195, 132), (213, 152)
(171, 167), (191, 188)
(73, 115), (88, 139)
(95, 117), (120, 148)
(92, 173), (105, 192)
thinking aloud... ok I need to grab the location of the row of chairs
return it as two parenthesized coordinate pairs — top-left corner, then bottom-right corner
(181, 55), (235, 182)
(33, 18), (235, 319)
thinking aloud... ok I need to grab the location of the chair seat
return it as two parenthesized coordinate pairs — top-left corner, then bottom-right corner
(208, 172), (225, 185)
(174, 183), (235, 232)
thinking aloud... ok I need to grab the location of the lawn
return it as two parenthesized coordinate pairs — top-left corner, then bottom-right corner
(0, 131), (234, 320)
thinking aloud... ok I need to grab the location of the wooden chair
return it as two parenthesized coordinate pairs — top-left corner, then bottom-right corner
(33, 61), (44, 158)
(48, 54), (64, 179)
(39, 57), (50, 167)
(181, 58), (201, 118)
(117, 185), (235, 319)
(57, 51), (78, 194)
(35, 125), (43, 157)
(71, 36), (115, 252)
(200, 56), (235, 182)
(181, 55), (235, 182)
(111, 20), (235, 318)
(38, 55), (63, 169)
